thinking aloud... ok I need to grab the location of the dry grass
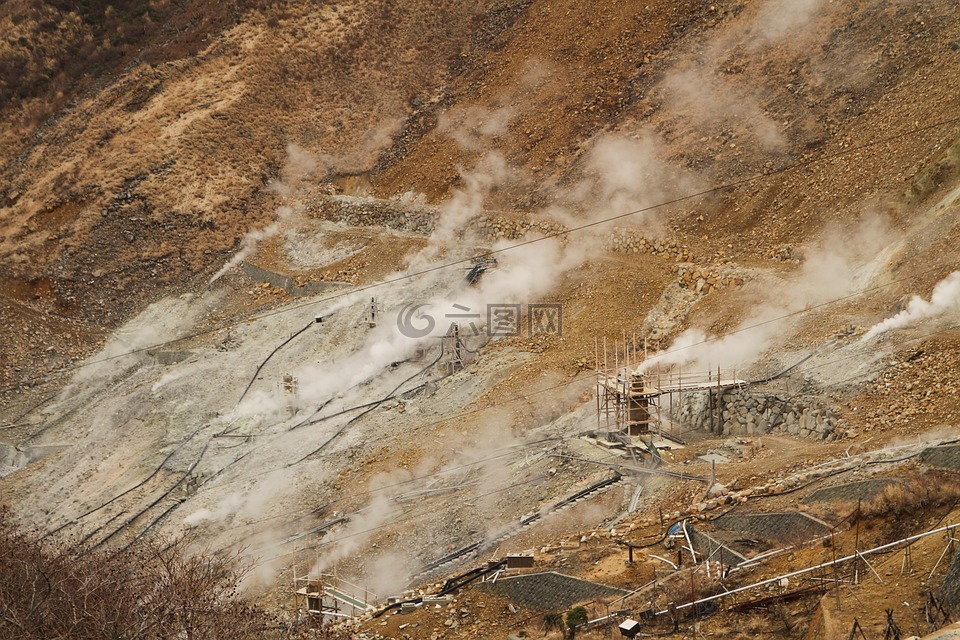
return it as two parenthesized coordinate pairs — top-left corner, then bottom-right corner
(806, 469), (960, 523)
(712, 612), (783, 639)
(861, 471), (960, 516)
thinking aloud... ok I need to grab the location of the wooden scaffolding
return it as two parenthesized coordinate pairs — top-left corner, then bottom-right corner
(595, 336), (745, 438)
(293, 571), (378, 620)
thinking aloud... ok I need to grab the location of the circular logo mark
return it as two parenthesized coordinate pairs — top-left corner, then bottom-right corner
(397, 303), (435, 339)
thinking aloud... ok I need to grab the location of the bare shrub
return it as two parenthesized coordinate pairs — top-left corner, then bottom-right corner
(0, 507), (305, 639)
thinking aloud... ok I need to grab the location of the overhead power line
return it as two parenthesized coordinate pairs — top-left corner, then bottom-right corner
(4, 113), (960, 395)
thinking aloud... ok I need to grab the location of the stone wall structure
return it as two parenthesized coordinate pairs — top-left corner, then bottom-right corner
(672, 384), (842, 440)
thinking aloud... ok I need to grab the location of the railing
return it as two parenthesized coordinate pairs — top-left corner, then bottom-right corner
(598, 367), (742, 396)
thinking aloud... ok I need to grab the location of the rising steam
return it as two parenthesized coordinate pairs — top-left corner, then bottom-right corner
(208, 206), (294, 285)
(210, 142), (323, 284)
(642, 214), (894, 373)
(863, 271), (960, 340)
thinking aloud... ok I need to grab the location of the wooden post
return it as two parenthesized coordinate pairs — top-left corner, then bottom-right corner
(854, 499), (862, 584)
(902, 545), (913, 576)
(720, 546), (726, 582)
(690, 571), (697, 621)
(656, 360), (662, 439)
(718, 366), (722, 434)
(832, 533), (842, 611)
(676, 363), (682, 437)
(615, 341), (621, 432)
(624, 334), (630, 370)
(709, 388), (715, 434)
(596, 337), (601, 431)
(669, 365), (675, 436)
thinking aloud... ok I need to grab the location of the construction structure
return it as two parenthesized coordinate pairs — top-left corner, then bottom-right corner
(442, 323), (469, 374)
(279, 373), (299, 418)
(364, 297), (381, 328)
(464, 255), (498, 285)
(595, 337), (745, 439)
(293, 571), (378, 621)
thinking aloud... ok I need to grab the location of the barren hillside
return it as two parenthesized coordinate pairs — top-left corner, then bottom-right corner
(2, 1), (960, 639)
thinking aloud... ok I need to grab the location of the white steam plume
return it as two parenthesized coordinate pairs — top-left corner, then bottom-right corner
(237, 109), (686, 418)
(643, 214), (893, 373)
(322, 118), (404, 177)
(63, 292), (220, 392)
(210, 143), (322, 284)
(183, 493), (244, 527)
(662, 69), (786, 152)
(433, 152), (512, 249)
(546, 132), (700, 231)
(652, 0), (836, 160)
(310, 475), (403, 578)
(438, 105), (515, 152)
(273, 142), (320, 196)
(752, 0), (826, 43)
(863, 271), (960, 340)
(208, 205), (294, 284)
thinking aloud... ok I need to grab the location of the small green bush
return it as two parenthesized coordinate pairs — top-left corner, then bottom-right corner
(566, 605), (588, 629)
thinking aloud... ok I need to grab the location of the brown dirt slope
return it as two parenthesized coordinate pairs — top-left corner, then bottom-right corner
(3, 1), (960, 393)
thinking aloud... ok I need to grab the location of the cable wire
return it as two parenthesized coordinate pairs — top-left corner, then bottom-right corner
(5, 114), (959, 393)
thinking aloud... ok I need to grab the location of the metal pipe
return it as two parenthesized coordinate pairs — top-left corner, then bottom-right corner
(681, 519), (698, 565)
(649, 554), (678, 570)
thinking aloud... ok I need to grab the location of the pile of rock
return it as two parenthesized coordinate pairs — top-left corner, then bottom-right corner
(309, 194), (437, 234)
(860, 349), (960, 430)
(473, 214), (566, 242)
(674, 385), (842, 441)
(764, 244), (806, 263)
(675, 264), (746, 294)
(606, 227), (692, 261)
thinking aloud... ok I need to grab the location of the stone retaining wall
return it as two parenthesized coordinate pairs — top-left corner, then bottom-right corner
(711, 512), (832, 543)
(473, 214), (566, 241)
(483, 572), (626, 611)
(608, 227), (691, 260)
(305, 194), (701, 255)
(803, 479), (905, 506)
(919, 444), (960, 472)
(672, 384), (842, 441)
(309, 194), (437, 234)
(675, 264), (746, 294)
(941, 546), (960, 618)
